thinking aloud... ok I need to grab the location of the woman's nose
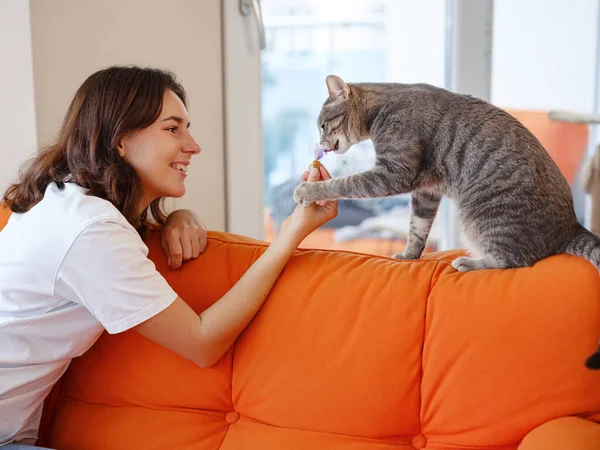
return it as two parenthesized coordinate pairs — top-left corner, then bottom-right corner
(183, 135), (201, 155)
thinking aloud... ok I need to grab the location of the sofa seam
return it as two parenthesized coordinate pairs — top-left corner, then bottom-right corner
(55, 395), (240, 419)
(217, 422), (233, 449)
(419, 260), (444, 438)
(227, 245), (262, 416)
(206, 235), (454, 265)
(219, 414), (416, 444)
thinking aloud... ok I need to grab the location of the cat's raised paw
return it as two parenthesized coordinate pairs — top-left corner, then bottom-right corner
(293, 182), (316, 207)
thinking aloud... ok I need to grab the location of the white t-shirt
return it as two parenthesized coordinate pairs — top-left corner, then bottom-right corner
(0, 182), (178, 445)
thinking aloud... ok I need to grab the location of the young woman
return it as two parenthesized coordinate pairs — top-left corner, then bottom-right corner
(0, 65), (337, 448)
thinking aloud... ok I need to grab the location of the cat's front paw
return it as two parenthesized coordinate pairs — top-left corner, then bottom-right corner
(293, 182), (319, 207)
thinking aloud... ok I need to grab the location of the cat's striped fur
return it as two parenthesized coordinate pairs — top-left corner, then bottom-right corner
(293, 75), (600, 369)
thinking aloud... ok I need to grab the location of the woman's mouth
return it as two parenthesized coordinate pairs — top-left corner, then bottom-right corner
(170, 162), (188, 174)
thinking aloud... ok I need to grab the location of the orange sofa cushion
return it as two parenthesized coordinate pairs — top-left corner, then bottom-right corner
(1, 207), (599, 449)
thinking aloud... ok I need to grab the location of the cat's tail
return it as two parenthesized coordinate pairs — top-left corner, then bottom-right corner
(560, 225), (600, 370)
(561, 225), (600, 272)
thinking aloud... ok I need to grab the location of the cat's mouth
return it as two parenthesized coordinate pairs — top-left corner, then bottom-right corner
(326, 140), (339, 152)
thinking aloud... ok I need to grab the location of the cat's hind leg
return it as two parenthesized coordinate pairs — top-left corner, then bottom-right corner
(455, 220), (540, 272)
(393, 190), (441, 260)
(451, 256), (512, 272)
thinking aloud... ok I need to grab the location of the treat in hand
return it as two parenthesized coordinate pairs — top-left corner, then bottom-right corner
(309, 144), (327, 170)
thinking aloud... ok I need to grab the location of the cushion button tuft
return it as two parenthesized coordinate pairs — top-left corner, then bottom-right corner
(411, 433), (426, 449)
(225, 411), (240, 424)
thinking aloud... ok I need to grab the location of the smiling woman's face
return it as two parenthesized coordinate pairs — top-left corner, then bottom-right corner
(118, 89), (201, 211)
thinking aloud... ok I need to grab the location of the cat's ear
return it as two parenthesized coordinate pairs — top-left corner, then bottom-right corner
(326, 75), (350, 98)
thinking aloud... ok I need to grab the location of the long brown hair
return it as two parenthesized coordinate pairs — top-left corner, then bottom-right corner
(2, 65), (187, 236)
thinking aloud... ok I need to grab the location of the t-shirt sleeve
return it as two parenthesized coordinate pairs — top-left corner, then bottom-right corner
(54, 219), (178, 334)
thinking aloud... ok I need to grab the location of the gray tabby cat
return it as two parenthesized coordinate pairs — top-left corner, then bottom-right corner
(293, 75), (600, 369)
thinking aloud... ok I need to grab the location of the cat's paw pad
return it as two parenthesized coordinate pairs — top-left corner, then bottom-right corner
(452, 256), (478, 272)
(293, 183), (315, 207)
(392, 251), (420, 260)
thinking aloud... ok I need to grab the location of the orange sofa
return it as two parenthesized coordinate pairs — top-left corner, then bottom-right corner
(2, 207), (600, 450)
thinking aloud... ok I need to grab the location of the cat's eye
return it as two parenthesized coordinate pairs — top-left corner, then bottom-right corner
(320, 123), (325, 130)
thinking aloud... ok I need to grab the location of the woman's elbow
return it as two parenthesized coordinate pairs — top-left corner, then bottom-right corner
(194, 357), (217, 369)
(192, 348), (225, 368)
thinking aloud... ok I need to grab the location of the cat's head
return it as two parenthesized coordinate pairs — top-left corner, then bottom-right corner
(317, 75), (367, 155)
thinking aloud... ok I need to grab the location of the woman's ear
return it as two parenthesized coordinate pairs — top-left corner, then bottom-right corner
(116, 140), (126, 158)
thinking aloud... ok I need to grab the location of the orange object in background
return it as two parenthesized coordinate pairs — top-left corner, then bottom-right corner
(7, 224), (593, 450)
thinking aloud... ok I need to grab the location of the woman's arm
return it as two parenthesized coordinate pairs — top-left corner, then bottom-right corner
(134, 165), (337, 367)
(135, 230), (300, 367)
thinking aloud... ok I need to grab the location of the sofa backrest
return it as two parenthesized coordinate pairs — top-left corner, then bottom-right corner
(26, 228), (600, 449)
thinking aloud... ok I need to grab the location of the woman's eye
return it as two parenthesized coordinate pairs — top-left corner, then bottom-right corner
(167, 127), (177, 133)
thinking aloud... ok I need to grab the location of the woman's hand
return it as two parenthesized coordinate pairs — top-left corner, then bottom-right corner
(162, 209), (207, 270)
(280, 165), (338, 244)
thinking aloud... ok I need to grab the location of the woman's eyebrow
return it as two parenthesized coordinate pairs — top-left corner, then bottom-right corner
(161, 115), (191, 128)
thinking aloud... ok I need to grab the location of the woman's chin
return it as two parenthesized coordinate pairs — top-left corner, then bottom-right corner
(160, 184), (186, 199)
(169, 187), (186, 198)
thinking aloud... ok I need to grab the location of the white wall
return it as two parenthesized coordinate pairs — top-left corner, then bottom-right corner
(0, 0), (38, 193)
(223, 0), (265, 239)
(384, 0), (446, 87)
(492, 0), (599, 113)
(28, 0), (226, 230)
(383, 0), (599, 113)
